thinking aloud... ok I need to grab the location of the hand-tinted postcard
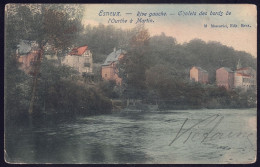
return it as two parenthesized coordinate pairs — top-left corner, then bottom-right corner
(4, 4), (257, 164)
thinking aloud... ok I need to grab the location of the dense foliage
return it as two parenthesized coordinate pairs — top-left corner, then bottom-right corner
(34, 60), (112, 115)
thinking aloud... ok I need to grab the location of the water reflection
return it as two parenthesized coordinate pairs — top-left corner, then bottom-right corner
(5, 109), (256, 164)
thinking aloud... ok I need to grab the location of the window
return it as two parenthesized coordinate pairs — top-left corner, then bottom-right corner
(30, 61), (35, 65)
(105, 74), (107, 77)
(84, 63), (90, 67)
(243, 78), (249, 83)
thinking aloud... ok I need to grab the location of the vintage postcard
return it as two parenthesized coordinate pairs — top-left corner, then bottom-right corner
(4, 4), (257, 164)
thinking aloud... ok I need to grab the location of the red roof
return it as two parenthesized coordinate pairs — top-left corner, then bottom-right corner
(236, 67), (252, 71)
(236, 73), (251, 77)
(69, 45), (88, 56)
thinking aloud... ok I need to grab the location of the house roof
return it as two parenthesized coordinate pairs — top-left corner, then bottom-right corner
(218, 67), (233, 73)
(102, 49), (126, 66)
(17, 40), (38, 54)
(236, 73), (251, 77)
(69, 45), (88, 56)
(192, 66), (208, 73)
(236, 67), (253, 71)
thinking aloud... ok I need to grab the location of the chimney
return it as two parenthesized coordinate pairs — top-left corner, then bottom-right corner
(113, 47), (116, 52)
(236, 59), (242, 70)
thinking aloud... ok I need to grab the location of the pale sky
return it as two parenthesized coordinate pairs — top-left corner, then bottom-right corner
(82, 4), (257, 57)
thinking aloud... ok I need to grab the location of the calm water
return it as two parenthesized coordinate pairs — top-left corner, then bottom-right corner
(5, 108), (256, 164)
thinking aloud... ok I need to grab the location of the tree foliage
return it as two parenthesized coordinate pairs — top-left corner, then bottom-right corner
(117, 25), (150, 99)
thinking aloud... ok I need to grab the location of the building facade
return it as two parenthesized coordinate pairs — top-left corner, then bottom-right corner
(101, 49), (126, 85)
(234, 67), (256, 91)
(16, 40), (41, 74)
(61, 45), (93, 76)
(190, 66), (208, 84)
(216, 67), (234, 90)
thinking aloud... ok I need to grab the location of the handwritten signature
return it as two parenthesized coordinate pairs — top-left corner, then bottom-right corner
(169, 114), (255, 146)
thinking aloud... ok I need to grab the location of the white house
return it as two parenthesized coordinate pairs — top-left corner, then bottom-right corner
(61, 45), (93, 75)
(234, 67), (256, 91)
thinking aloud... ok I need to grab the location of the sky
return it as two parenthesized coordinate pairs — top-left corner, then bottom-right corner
(82, 4), (257, 57)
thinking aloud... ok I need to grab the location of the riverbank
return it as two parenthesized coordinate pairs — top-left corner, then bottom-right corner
(111, 98), (256, 113)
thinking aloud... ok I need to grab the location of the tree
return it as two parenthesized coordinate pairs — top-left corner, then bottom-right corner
(32, 58), (112, 114)
(5, 4), (84, 113)
(4, 51), (33, 117)
(118, 25), (150, 99)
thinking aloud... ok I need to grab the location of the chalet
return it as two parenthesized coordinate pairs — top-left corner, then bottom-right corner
(61, 45), (93, 76)
(16, 40), (41, 74)
(216, 67), (234, 90)
(101, 48), (126, 85)
(190, 66), (208, 84)
(234, 67), (256, 91)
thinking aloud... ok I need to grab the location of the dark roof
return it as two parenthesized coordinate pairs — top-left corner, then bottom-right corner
(17, 40), (38, 54)
(102, 49), (126, 66)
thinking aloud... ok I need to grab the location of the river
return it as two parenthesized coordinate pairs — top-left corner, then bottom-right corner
(5, 108), (256, 164)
